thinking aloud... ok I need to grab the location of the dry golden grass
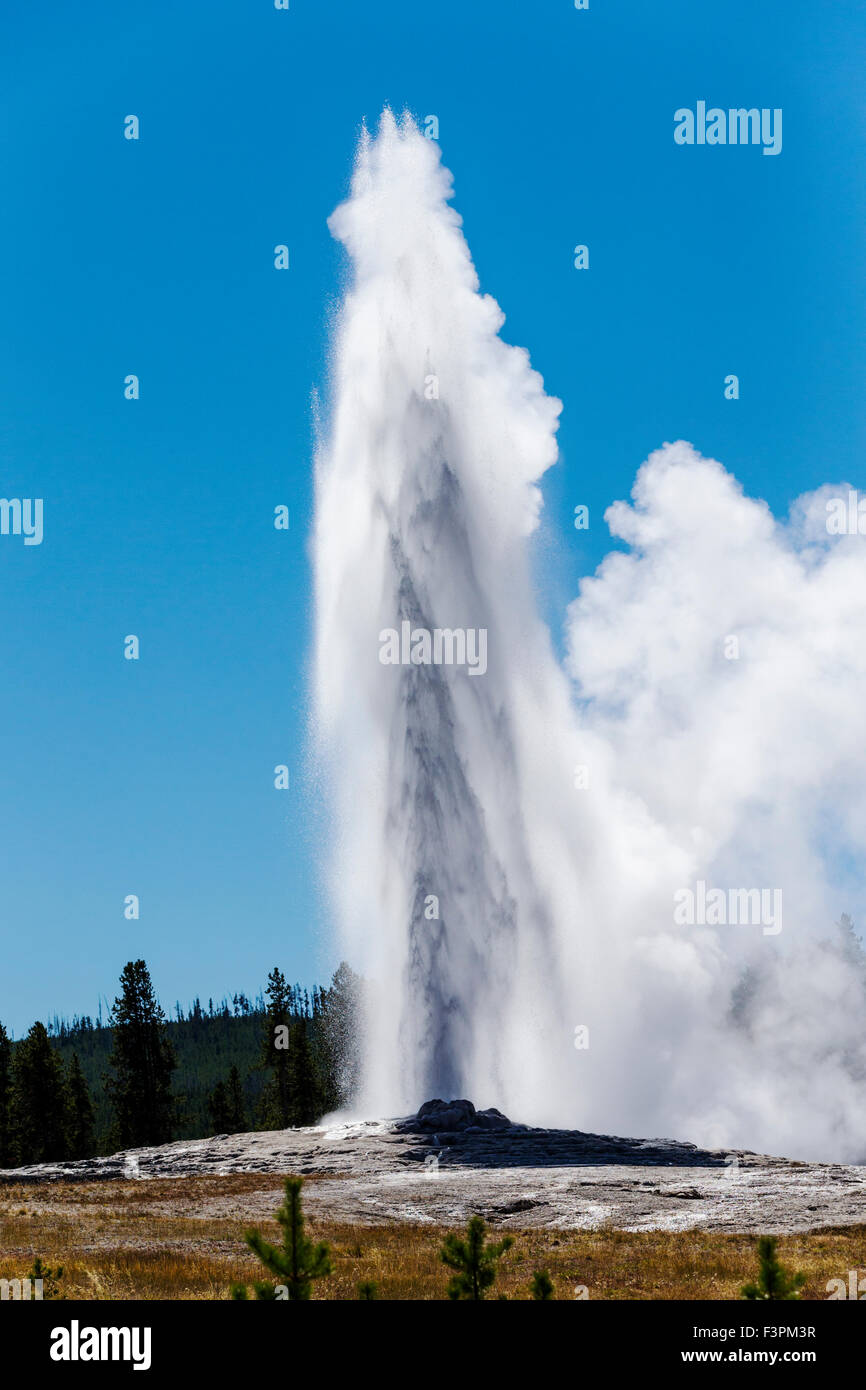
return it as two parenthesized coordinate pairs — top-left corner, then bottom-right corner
(0, 1175), (863, 1300)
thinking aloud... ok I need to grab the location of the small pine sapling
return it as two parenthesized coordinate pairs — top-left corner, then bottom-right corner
(233, 1175), (333, 1300)
(530, 1269), (554, 1300)
(29, 1256), (64, 1300)
(440, 1215), (514, 1300)
(741, 1236), (806, 1300)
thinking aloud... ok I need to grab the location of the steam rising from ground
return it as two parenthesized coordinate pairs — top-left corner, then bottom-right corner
(313, 111), (866, 1162)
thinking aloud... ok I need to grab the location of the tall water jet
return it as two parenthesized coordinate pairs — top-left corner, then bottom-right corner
(313, 111), (568, 1117)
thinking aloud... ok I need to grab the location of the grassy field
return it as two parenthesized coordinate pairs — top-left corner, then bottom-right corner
(0, 1174), (863, 1300)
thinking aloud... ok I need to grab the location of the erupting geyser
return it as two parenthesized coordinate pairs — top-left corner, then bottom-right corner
(313, 110), (866, 1162)
(313, 110), (567, 1117)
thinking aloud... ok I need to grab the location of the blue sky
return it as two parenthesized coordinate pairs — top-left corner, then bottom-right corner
(0, 0), (863, 1033)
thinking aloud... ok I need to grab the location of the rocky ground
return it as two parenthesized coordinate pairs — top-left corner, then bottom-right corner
(3, 1098), (864, 1233)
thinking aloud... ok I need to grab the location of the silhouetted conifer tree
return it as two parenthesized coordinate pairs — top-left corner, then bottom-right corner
(105, 960), (177, 1147)
(65, 1052), (95, 1158)
(207, 1065), (248, 1134)
(208, 1079), (232, 1134)
(259, 968), (294, 1128)
(0, 1023), (13, 1167)
(226, 1064), (247, 1130)
(11, 1022), (68, 1163)
(287, 1021), (320, 1126)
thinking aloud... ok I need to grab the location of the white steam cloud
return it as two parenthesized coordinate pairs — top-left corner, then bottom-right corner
(313, 110), (866, 1162)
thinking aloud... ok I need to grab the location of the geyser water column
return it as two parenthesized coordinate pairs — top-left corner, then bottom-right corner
(313, 112), (565, 1117)
(311, 111), (866, 1159)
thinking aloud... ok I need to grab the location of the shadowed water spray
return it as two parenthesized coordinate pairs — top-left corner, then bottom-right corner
(313, 110), (570, 1117)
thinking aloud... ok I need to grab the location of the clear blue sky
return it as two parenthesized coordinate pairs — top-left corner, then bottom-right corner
(0, 1), (863, 1033)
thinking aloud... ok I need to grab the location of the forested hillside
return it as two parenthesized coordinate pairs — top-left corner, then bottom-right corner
(50, 1000), (267, 1150)
(0, 961), (361, 1166)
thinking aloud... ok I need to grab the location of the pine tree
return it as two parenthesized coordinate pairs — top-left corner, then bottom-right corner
(10, 1022), (69, 1164)
(286, 1021), (321, 1127)
(65, 1052), (95, 1159)
(233, 1176), (333, 1300)
(29, 1256), (64, 1300)
(741, 1236), (806, 1300)
(206, 1064), (250, 1135)
(0, 1023), (13, 1167)
(105, 960), (177, 1148)
(258, 968), (293, 1129)
(226, 1065), (247, 1131)
(530, 1270), (554, 1300)
(440, 1216), (514, 1300)
(357, 1281), (379, 1300)
(208, 1080), (232, 1134)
